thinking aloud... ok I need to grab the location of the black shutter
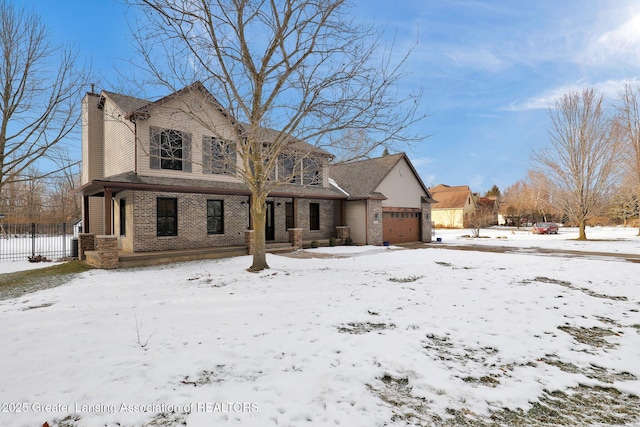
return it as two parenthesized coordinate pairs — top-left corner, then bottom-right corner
(150, 127), (160, 169)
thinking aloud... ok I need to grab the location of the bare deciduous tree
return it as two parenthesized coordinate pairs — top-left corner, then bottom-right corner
(608, 183), (638, 227)
(128, 0), (427, 271)
(615, 82), (640, 235)
(532, 89), (619, 240)
(0, 1), (89, 204)
(467, 201), (496, 238)
(501, 180), (529, 227)
(501, 171), (558, 227)
(526, 170), (558, 223)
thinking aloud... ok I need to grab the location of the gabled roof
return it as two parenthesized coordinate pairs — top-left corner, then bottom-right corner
(100, 91), (148, 113)
(477, 196), (499, 210)
(105, 82), (330, 157)
(429, 184), (474, 209)
(121, 81), (229, 122)
(329, 152), (432, 200)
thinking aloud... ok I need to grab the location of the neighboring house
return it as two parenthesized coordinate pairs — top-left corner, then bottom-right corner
(329, 153), (434, 245)
(476, 196), (501, 226)
(75, 83), (434, 261)
(429, 184), (477, 228)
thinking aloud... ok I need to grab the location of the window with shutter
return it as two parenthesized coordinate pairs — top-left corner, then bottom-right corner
(150, 127), (191, 172)
(303, 157), (322, 186)
(202, 136), (236, 175)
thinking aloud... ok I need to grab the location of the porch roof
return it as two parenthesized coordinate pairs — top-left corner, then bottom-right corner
(74, 172), (347, 200)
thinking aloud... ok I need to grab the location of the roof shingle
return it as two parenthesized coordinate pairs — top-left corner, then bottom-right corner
(429, 184), (473, 209)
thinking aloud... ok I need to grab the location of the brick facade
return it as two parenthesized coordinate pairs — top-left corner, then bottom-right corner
(126, 190), (337, 252)
(296, 198), (336, 241)
(132, 191), (249, 252)
(366, 199), (384, 246)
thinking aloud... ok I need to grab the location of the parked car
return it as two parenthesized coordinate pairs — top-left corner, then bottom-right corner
(531, 222), (559, 234)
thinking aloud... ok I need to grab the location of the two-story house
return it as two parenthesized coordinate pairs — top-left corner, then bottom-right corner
(75, 83), (434, 266)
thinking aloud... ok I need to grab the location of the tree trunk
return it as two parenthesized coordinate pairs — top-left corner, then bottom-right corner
(249, 192), (269, 272)
(637, 190), (640, 236)
(578, 220), (587, 240)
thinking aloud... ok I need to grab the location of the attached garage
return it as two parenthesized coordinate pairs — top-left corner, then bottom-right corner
(383, 208), (420, 244)
(330, 153), (434, 246)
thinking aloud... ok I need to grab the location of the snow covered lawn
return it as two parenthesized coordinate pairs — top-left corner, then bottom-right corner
(1, 227), (639, 426)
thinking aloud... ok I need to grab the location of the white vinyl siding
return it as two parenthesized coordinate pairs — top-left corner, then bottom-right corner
(103, 98), (136, 177)
(376, 158), (426, 208)
(87, 196), (105, 235)
(135, 94), (242, 182)
(81, 94), (104, 184)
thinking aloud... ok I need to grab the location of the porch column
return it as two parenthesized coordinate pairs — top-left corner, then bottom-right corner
(336, 226), (350, 242)
(78, 233), (95, 261)
(104, 188), (112, 235)
(83, 195), (90, 233)
(293, 198), (298, 228)
(95, 235), (118, 269)
(288, 228), (302, 249)
(245, 230), (254, 255)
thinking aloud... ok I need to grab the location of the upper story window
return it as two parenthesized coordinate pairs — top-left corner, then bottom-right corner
(150, 127), (192, 172)
(202, 136), (236, 175)
(303, 157), (322, 186)
(276, 155), (322, 186)
(278, 154), (300, 184)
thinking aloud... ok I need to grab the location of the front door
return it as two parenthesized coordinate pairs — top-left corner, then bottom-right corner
(265, 201), (275, 241)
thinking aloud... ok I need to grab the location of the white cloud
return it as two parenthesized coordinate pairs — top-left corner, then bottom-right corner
(584, 11), (640, 66)
(501, 78), (640, 111)
(411, 156), (435, 166)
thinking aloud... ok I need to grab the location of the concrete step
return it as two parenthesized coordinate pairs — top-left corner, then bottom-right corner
(266, 242), (295, 254)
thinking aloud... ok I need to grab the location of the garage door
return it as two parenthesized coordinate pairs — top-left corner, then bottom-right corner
(383, 208), (420, 244)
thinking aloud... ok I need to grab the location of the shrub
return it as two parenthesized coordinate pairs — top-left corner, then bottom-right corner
(344, 237), (353, 246)
(329, 237), (336, 247)
(310, 240), (319, 248)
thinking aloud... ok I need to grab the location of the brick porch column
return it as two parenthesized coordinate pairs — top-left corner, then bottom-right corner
(288, 228), (302, 249)
(335, 226), (350, 241)
(95, 235), (119, 269)
(245, 230), (254, 255)
(78, 233), (95, 261)
(421, 199), (433, 243)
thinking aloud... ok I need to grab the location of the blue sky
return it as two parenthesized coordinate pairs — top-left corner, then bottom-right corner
(19, 0), (640, 193)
